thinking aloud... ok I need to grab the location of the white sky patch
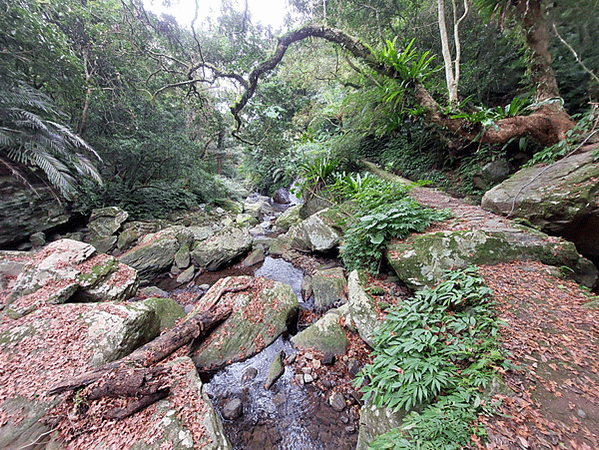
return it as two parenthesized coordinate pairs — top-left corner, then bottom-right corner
(144, 0), (289, 30)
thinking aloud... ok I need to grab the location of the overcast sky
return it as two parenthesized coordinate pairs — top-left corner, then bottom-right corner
(144, 0), (289, 30)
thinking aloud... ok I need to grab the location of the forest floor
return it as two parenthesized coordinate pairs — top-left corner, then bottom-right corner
(411, 185), (599, 450)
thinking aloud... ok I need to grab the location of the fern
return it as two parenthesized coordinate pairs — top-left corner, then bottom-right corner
(0, 77), (102, 199)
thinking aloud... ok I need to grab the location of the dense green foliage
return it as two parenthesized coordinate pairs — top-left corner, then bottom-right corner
(355, 267), (511, 449)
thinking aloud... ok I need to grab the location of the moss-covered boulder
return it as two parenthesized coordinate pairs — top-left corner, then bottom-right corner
(190, 227), (252, 271)
(275, 204), (303, 231)
(190, 276), (298, 371)
(6, 240), (139, 318)
(386, 226), (598, 289)
(291, 308), (349, 355)
(312, 267), (347, 310)
(120, 226), (193, 281)
(347, 270), (383, 347)
(88, 206), (129, 240)
(0, 297), (187, 450)
(481, 146), (599, 257)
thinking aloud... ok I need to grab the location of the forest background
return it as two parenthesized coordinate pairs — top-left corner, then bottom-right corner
(1, 0), (598, 220)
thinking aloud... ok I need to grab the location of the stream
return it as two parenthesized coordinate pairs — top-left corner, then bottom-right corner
(164, 189), (360, 450)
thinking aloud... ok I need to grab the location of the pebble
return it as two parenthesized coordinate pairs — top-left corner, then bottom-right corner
(312, 359), (321, 369)
(305, 352), (314, 360)
(304, 374), (314, 383)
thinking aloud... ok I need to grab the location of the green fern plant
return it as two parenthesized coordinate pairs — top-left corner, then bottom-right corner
(354, 267), (510, 450)
(0, 77), (102, 199)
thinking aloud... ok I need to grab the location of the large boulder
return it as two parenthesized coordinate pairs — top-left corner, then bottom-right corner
(0, 298), (187, 450)
(119, 226), (194, 281)
(386, 226), (598, 289)
(88, 206), (129, 240)
(347, 270), (383, 347)
(0, 178), (72, 248)
(6, 240), (138, 318)
(190, 276), (298, 371)
(481, 147), (599, 257)
(355, 403), (407, 450)
(312, 267), (347, 310)
(190, 227), (252, 271)
(274, 204), (303, 231)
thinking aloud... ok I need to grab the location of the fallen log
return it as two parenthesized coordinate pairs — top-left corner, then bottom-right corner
(48, 306), (231, 397)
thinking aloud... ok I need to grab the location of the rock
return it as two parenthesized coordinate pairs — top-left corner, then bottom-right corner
(0, 179), (72, 248)
(301, 209), (343, 252)
(481, 147), (599, 258)
(347, 270), (382, 347)
(243, 200), (267, 220)
(236, 213), (258, 227)
(241, 367), (258, 384)
(140, 285), (169, 298)
(264, 350), (285, 390)
(29, 231), (46, 248)
(120, 226), (193, 281)
(0, 251), (27, 277)
(322, 352), (335, 365)
(141, 297), (186, 330)
(190, 276), (298, 371)
(88, 206), (129, 239)
(275, 204), (303, 232)
(222, 398), (243, 421)
(1, 303), (216, 450)
(83, 299), (164, 366)
(90, 235), (118, 254)
(176, 266), (195, 284)
(273, 187), (291, 204)
(386, 226), (598, 289)
(291, 309), (349, 355)
(174, 245), (191, 269)
(188, 225), (217, 242)
(6, 240), (139, 318)
(329, 391), (346, 412)
(300, 194), (334, 219)
(242, 248), (265, 267)
(355, 403), (407, 450)
(191, 227), (253, 271)
(472, 158), (510, 190)
(301, 275), (313, 301)
(312, 267), (347, 310)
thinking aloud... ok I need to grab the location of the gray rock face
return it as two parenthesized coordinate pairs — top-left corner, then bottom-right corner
(0, 179), (72, 248)
(312, 267), (347, 310)
(274, 204), (303, 231)
(190, 276), (298, 371)
(355, 403), (407, 450)
(88, 206), (129, 239)
(347, 270), (382, 347)
(191, 227), (253, 271)
(264, 350), (285, 390)
(386, 226), (598, 289)
(472, 158), (510, 190)
(6, 239), (139, 318)
(481, 147), (599, 257)
(83, 299), (162, 366)
(301, 210), (342, 252)
(120, 226), (193, 281)
(291, 308), (349, 355)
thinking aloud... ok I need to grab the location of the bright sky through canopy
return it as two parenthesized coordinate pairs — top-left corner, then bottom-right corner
(145, 0), (289, 30)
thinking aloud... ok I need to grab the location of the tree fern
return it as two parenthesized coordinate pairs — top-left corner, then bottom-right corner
(0, 77), (102, 199)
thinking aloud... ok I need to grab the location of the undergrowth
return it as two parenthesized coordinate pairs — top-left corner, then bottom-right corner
(355, 267), (511, 450)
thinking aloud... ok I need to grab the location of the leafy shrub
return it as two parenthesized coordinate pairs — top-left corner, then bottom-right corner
(355, 267), (511, 450)
(341, 199), (451, 273)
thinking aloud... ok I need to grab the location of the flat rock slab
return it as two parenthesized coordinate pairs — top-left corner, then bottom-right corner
(190, 276), (298, 371)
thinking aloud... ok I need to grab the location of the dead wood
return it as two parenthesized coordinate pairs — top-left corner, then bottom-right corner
(47, 306), (231, 396)
(102, 389), (170, 421)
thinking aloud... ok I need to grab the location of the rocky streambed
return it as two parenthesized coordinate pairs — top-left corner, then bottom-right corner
(1, 175), (598, 450)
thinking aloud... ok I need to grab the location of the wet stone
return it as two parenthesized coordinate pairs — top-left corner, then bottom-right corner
(241, 367), (258, 384)
(322, 352), (335, 365)
(329, 391), (346, 412)
(222, 397), (243, 420)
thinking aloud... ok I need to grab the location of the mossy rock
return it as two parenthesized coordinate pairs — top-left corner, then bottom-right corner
(291, 309), (349, 355)
(386, 227), (598, 289)
(190, 276), (298, 371)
